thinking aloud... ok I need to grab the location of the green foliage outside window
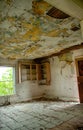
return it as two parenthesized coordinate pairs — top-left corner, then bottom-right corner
(0, 67), (14, 96)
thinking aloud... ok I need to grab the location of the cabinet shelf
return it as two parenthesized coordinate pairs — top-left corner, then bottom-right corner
(18, 62), (51, 85)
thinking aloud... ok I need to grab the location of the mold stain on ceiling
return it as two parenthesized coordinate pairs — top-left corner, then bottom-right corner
(0, 0), (82, 59)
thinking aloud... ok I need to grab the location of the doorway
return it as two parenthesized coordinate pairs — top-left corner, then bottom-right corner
(76, 58), (83, 103)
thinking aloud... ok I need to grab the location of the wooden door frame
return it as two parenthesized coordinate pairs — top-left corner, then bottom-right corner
(75, 56), (83, 103)
(75, 56), (83, 77)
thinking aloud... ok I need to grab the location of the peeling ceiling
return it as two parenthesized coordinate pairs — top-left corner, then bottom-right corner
(0, 0), (83, 60)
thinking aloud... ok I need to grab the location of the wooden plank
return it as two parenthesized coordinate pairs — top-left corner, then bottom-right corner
(46, 62), (51, 85)
(18, 63), (22, 83)
(30, 64), (32, 80)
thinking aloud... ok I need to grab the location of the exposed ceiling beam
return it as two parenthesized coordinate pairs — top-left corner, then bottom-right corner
(44, 0), (83, 20)
(35, 43), (83, 61)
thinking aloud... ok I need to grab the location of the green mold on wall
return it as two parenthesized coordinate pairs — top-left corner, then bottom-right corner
(58, 52), (73, 63)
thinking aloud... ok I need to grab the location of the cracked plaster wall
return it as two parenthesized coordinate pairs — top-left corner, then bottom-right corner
(45, 49), (83, 102)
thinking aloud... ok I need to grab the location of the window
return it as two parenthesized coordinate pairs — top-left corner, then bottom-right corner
(0, 66), (15, 96)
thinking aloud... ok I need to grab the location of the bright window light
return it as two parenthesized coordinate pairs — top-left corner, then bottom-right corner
(0, 66), (15, 96)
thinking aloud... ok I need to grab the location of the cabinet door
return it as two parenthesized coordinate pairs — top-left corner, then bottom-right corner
(31, 64), (36, 80)
(45, 62), (51, 85)
(18, 63), (30, 83)
(39, 62), (51, 85)
(36, 64), (42, 81)
(29, 64), (39, 81)
(18, 62), (40, 82)
(21, 64), (30, 82)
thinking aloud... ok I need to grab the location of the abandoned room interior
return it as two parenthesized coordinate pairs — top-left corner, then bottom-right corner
(0, 0), (83, 130)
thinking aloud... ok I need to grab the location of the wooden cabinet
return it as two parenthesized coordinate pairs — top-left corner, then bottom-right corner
(18, 62), (51, 85)
(18, 62), (40, 83)
(39, 62), (51, 85)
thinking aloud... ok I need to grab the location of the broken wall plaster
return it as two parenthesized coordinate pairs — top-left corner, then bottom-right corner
(58, 52), (73, 63)
(45, 49), (83, 101)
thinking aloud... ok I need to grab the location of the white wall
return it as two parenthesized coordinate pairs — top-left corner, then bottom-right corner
(45, 49), (83, 102)
(0, 59), (45, 106)
(0, 81), (45, 105)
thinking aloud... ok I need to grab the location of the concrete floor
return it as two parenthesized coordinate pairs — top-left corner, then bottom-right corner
(0, 101), (83, 130)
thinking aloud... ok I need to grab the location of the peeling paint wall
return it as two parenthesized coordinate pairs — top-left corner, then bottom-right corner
(45, 49), (83, 102)
(0, 59), (45, 106)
